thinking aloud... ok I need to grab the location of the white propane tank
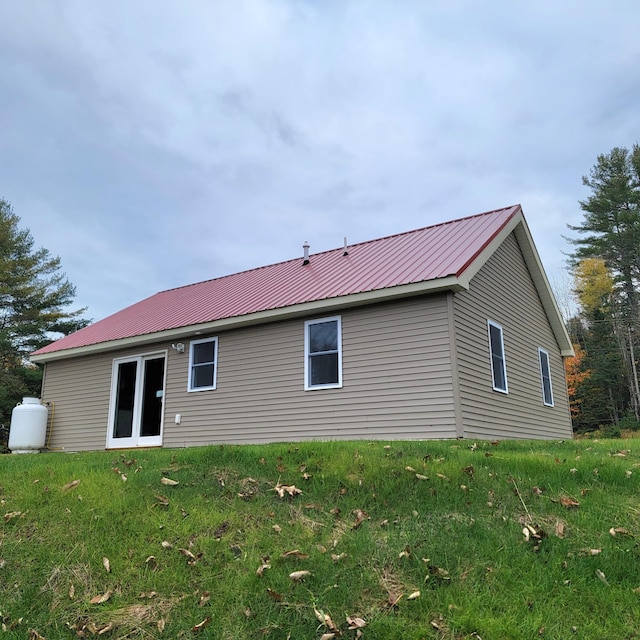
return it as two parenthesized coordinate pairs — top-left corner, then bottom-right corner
(8, 397), (48, 454)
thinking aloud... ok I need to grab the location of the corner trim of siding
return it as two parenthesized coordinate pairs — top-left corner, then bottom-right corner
(447, 292), (464, 438)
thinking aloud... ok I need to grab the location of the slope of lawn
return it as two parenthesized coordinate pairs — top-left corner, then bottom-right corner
(1, 438), (639, 639)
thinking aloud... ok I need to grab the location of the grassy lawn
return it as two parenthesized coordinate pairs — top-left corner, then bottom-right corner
(1, 438), (639, 639)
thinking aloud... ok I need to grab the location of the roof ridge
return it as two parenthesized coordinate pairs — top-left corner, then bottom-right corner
(160, 204), (521, 295)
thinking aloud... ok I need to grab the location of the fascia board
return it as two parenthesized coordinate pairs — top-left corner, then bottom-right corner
(30, 275), (468, 363)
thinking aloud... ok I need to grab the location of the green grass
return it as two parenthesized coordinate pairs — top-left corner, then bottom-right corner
(1, 438), (639, 639)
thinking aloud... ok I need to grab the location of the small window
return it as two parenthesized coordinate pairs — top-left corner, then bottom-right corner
(305, 316), (342, 390)
(488, 320), (508, 393)
(538, 348), (554, 406)
(188, 337), (218, 391)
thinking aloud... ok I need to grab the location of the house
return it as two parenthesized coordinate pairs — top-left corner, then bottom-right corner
(30, 205), (574, 451)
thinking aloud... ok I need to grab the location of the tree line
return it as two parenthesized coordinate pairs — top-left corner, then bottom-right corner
(0, 146), (638, 446)
(566, 144), (640, 434)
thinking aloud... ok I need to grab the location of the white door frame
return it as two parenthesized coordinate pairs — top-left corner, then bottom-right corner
(106, 350), (167, 449)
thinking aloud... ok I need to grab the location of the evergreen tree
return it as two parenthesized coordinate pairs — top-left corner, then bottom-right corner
(0, 198), (89, 436)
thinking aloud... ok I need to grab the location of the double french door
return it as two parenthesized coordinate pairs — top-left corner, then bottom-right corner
(107, 352), (166, 449)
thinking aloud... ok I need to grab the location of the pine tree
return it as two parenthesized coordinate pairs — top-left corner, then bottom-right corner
(0, 198), (88, 435)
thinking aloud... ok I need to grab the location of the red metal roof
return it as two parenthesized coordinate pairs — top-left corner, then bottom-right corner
(32, 205), (521, 356)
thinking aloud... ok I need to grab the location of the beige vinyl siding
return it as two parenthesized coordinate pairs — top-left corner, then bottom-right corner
(163, 296), (457, 446)
(40, 352), (113, 451)
(39, 296), (457, 450)
(453, 233), (573, 439)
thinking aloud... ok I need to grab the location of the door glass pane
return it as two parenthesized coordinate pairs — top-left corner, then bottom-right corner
(140, 357), (165, 437)
(114, 361), (137, 438)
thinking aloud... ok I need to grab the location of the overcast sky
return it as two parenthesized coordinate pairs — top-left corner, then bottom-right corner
(1, 1), (638, 324)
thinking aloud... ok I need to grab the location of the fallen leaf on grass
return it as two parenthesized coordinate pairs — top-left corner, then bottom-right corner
(90, 590), (112, 604)
(160, 477), (179, 486)
(28, 629), (46, 640)
(415, 473), (429, 481)
(3, 511), (22, 523)
(273, 483), (303, 499)
(609, 527), (631, 537)
(555, 521), (566, 538)
(289, 570), (311, 581)
(256, 561), (271, 577)
(560, 496), (580, 509)
(352, 509), (370, 530)
(139, 591), (157, 599)
(347, 615), (367, 630)
(154, 495), (170, 507)
(199, 591), (211, 606)
(281, 549), (309, 559)
(331, 553), (347, 563)
(596, 569), (609, 585)
(161, 540), (173, 550)
(192, 617), (211, 632)
(145, 556), (158, 570)
(266, 588), (282, 601)
(320, 635), (336, 640)
(62, 480), (81, 492)
(408, 591), (421, 600)
(314, 608), (339, 633)
(102, 557), (111, 573)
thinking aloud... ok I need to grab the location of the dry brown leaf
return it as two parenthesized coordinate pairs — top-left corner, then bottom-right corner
(272, 524), (282, 533)
(609, 527), (631, 537)
(145, 555), (158, 570)
(160, 477), (179, 486)
(199, 591), (211, 606)
(532, 486), (543, 496)
(62, 480), (81, 492)
(28, 629), (46, 640)
(331, 552), (347, 563)
(555, 521), (566, 538)
(154, 495), (170, 507)
(281, 549), (309, 559)
(407, 590), (421, 600)
(596, 569), (609, 585)
(192, 617), (211, 632)
(289, 570), (311, 581)
(68, 583), (75, 600)
(320, 634), (336, 640)
(560, 496), (580, 509)
(4, 511), (22, 523)
(352, 508), (370, 530)
(346, 615), (367, 629)
(415, 473), (428, 480)
(273, 483), (303, 498)
(405, 466), (416, 472)
(90, 590), (112, 604)
(161, 540), (173, 550)
(102, 557), (111, 573)
(139, 591), (157, 599)
(157, 619), (166, 633)
(256, 562), (271, 577)
(314, 608), (339, 632)
(266, 588), (282, 601)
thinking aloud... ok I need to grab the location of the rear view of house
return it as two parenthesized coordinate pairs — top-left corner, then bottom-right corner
(30, 205), (574, 451)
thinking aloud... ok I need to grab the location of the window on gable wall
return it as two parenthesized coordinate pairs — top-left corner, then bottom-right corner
(305, 316), (342, 390)
(538, 347), (554, 406)
(188, 337), (218, 391)
(487, 320), (508, 393)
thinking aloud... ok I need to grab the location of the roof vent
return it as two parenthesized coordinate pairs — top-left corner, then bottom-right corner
(303, 241), (310, 265)
(343, 237), (349, 256)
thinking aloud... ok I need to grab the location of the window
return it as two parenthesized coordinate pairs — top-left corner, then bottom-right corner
(305, 316), (342, 390)
(538, 348), (554, 406)
(488, 320), (508, 393)
(188, 337), (218, 391)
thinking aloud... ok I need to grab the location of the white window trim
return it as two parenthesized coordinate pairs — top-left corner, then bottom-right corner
(538, 347), (554, 407)
(304, 316), (343, 391)
(487, 320), (508, 394)
(188, 337), (218, 392)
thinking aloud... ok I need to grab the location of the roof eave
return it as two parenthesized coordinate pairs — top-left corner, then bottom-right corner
(30, 276), (468, 363)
